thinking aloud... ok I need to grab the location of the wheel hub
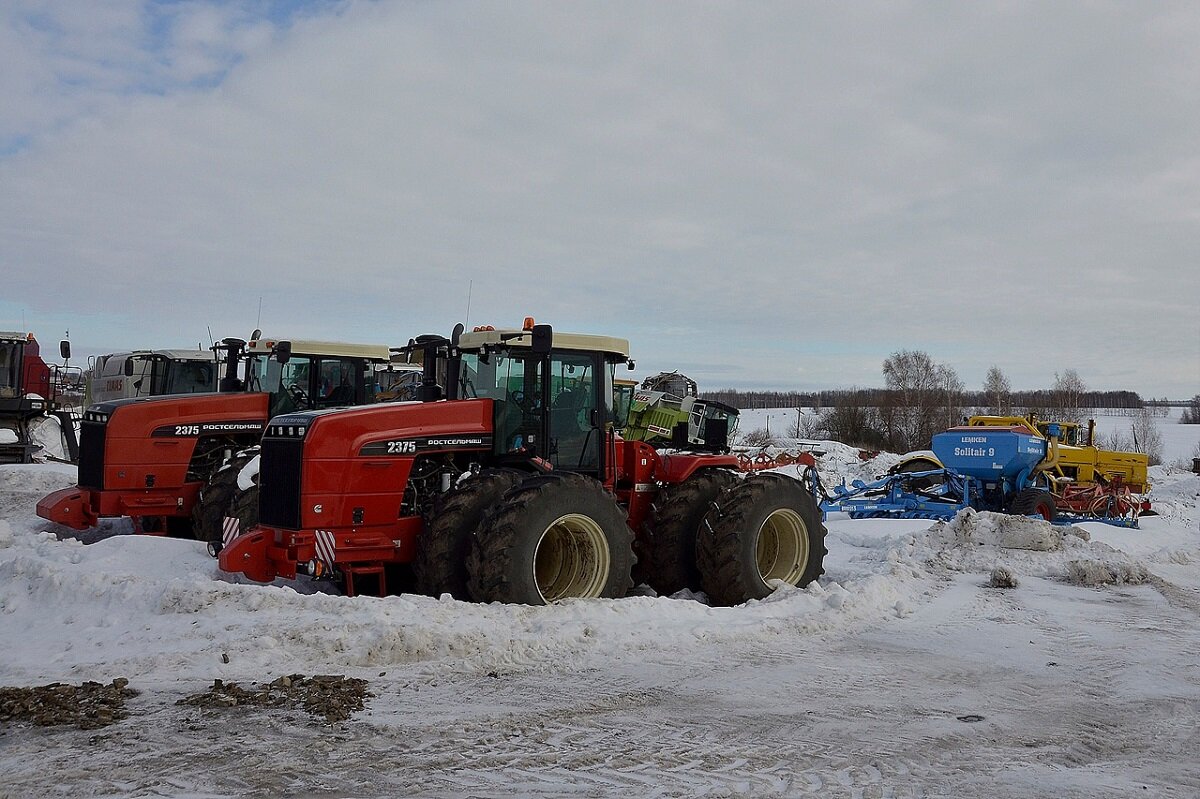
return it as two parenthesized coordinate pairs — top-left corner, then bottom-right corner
(755, 508), (809, 586)
(534, 513), (611, 602)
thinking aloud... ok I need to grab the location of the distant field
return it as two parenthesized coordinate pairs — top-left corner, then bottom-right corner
(737, 406), (1200, 465)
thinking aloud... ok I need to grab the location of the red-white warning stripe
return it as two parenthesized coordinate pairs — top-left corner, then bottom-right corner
(314, 529), (337, 566)
(222, 516), (240, 547)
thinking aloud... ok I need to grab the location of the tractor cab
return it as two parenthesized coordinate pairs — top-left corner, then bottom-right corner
(243, 336), (394, 417)
(451, 323), (631, 474)
(612, 378), (638, 431)
(85, 350), (220, 405)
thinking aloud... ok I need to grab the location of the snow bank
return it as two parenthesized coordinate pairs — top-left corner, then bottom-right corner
(0, 491), (928, 687)
(1, 451), (1194, 697)
(919, 509), (1151, 586)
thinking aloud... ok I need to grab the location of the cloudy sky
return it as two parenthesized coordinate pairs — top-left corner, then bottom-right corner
(2, 1), (1198, 396)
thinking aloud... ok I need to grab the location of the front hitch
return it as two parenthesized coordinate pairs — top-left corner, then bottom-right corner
(218, 528), (279, 583)
(36, 487), (99, 530)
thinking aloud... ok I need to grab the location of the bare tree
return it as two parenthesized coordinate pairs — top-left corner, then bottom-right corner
(1181, 395), (1200, 424)
(789, 408), (824, 439)
(1100, 428), (1134, 452)
(741, 427), (777, 448)
(1051, 369), (1090, 425)
(880, 350), (964, 451)
(937, 363), (966, 430)
(982, 365), (1011, 415)
(1130, 408), (1164, 466)
(818, 392), (884, 449)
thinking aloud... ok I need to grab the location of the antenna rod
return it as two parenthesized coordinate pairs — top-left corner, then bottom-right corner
(256, 296), (263, 330)
(464, 280), (473, 327)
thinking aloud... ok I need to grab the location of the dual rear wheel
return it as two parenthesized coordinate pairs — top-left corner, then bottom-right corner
(419, 469), (826, 607)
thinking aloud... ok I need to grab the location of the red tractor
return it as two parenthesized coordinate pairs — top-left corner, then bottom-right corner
(0, 331), (80, 464)
(219, 322), (827, 606)
(37, 335), (395, 541)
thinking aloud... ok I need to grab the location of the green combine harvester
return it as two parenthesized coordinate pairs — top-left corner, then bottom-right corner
(619, 371), (739, 453)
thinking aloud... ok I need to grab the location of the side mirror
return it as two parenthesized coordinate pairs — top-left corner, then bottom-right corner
(123, 359), (135, 377)
(59, 340), (71, 360)
(531, 324), (552, 356)
(627, 359), (636, 371)
(274, 340), (292, 365)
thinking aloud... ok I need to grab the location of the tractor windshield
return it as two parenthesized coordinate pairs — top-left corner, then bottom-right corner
(247, 354), (375, 415)
(0, 340), (22, 399)
(459, 352), (545, 457)
(164, 359), (216, 394)
(612, 380), (634, 431)
(247, 354), (316, 416)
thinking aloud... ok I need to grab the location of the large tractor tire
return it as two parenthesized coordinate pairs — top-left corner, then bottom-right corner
(696, 473), (827, 607)
(1009, 488), (1058, 522)
(637, 469), (738, 596)
(414, 468), (523, 599)
(192, 448), (259, 546)
(892, 457), (943, 490)
(229, 480), (260, 543)
(467, 472), (635, 605)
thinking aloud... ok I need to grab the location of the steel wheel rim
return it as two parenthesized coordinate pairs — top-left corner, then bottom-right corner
(755, 508), (809, 586)
(534, 513), (610, 602)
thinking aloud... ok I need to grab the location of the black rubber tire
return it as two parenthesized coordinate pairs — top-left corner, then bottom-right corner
(1009, 488), (1058, 522)
(893, 457), (943, 490)
(229, 481), (260, 542)
(467, 472), (635, 605)
(637, 469), (738, 595)
(192, 448), (259, 545)
(696, 473), (827, 607)
(414, 469), (524, 599)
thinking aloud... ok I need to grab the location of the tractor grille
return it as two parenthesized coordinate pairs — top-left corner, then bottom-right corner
(259, 436), (304, 529)
(77, 422), (107, 489)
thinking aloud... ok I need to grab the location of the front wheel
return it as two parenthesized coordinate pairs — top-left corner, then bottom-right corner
(414, 468), (523, 599)
(467, 473), (634, 605)
(697, 473), (827, 606)
(192, 448), (259, 546)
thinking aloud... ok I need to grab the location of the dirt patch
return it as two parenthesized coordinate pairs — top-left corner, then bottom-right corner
(1065, 560), (1150, 586)
(988, 566), (1019, 589)
(177, 674), (370, 722)
(931, 510), (1087, 552)
(0, 678), (137, 729)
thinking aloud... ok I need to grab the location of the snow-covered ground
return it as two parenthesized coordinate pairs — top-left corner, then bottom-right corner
(2, 440), (1199, 796)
